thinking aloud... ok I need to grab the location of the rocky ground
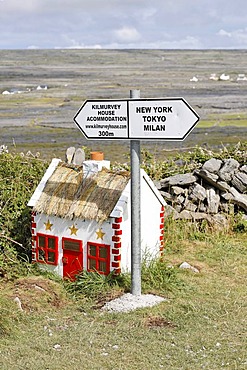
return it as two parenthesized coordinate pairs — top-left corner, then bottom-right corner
(0, 49), (247, 162)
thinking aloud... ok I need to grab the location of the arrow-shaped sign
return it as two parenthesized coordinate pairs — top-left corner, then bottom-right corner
(74, 98), (199, 140)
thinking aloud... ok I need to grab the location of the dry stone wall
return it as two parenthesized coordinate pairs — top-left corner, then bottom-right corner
(155, 158), (247, 228)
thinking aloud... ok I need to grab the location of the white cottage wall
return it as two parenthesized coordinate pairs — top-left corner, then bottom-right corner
(33, 213), (114, 277)
(140, 177), (163, 261)
(115, 175), (164, 273)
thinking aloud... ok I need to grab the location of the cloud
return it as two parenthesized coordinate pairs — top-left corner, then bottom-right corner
(27, 45), (40, 50)
(1, 0), (247, 49)
(0, 0), (41, 12)
(57, 35), (103, 49)
(114, 26), (141, 43)
(218, 27), (247, 46)
(218, 29), (232, 37)
(139, 36), (202, 49)
(138, 7), (157, 21)
(59, 34), (202, 50)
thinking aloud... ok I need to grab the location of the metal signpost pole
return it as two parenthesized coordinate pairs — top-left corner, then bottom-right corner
(130, 89), (141, 296)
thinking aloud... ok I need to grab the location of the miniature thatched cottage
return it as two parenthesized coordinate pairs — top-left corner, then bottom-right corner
(28, 157), (165, 280)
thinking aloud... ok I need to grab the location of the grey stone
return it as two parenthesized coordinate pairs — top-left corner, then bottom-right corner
(189, 183), (207, 201)
(184, 200), (197, 212)
(153, 180), (162, 189)
(174, 159), (186, 167)
(188, 190), (198, 201)
(14, 296), (23, 311)
(73, 148), (85, 166)
(164, 173), (198, 187)
(202, 158), (222, 173)
(195, 169), (219, 184)
(222, 188), (247, 212)
(195, 170), (232, 192)
(240, 165), (247, 174)
(229, 187), (247, 212)
(174, 204), (183, 212)
(164, 205), (179, 218)
(190, 212), (213, 222)
(175, 194), (185, 205)
(231, 172), (247, 193)
(219, 202), (230, 213)
(160, 191), (173, 201)
(171, 186), (186, 195)
(65, 146), (75, 164)
(175, 210), (193, 220)
(218, 158), (240, 182)
(179, 262), (199, 273)
(198, 203), (207, 212)
(217, 181), (231, 192)
(206, 188), (220, 214)
(221, 192), (232, 201)
(159, 178), (170, 189)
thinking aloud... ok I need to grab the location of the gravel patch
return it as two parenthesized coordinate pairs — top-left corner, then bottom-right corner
(101, 293), (166, 313)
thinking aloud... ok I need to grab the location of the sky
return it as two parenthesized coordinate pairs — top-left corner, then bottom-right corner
(0, 0), (247, 49)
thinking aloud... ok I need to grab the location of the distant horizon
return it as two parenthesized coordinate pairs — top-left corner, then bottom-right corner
(1, 48), (247, 51)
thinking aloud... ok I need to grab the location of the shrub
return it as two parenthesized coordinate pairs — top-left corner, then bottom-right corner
(0, 152), (48, 259)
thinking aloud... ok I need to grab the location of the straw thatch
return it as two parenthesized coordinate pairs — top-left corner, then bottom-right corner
(33, 163), (130, 223)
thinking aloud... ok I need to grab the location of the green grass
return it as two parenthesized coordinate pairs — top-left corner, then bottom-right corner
(198, 112), (247, 128)
(0, 231), (246, 370)
(0, 95), (64, 107)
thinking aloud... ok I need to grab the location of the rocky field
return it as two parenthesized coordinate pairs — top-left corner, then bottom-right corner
(0, 49), (247, 162)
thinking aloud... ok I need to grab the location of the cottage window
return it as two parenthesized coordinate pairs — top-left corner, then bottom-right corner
(36, 233), (58, 265)
(87, 243), (110, 275)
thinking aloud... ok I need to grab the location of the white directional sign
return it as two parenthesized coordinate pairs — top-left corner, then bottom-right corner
(74, 98), (199, 140)
(128, 98), (199, 140)
(74, 100), (128, 139)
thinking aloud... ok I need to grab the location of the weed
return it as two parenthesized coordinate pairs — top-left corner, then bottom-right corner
(64, 270), (128, 301)
(233, 212), (247, 233)
(141, 258), (183, 295)
(0, 294), (22, 336)
(0, 243), (33, 281)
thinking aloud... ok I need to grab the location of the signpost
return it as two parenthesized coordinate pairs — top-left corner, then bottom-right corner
(74, 97), (199, 140)
(74, 92), (200, 296)
(129, 90), (141, 296)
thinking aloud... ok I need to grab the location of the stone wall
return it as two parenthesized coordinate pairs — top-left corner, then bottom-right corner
(155, 158), (247, 227)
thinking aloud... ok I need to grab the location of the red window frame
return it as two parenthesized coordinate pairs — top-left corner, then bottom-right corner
(36, 233), (58, 265)
(87, 242), (110, 275)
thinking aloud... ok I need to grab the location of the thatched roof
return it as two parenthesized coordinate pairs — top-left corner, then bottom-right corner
(33, 163), (130, 223)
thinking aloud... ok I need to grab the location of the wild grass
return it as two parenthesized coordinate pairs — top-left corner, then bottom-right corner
(65, 270), (129, 301)
(198, 112), (247, 128)
(0, 95), (63, 107)
(0, 229), (246, 370)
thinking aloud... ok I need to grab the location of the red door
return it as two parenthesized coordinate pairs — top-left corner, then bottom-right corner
(62, 238), (83, 280)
